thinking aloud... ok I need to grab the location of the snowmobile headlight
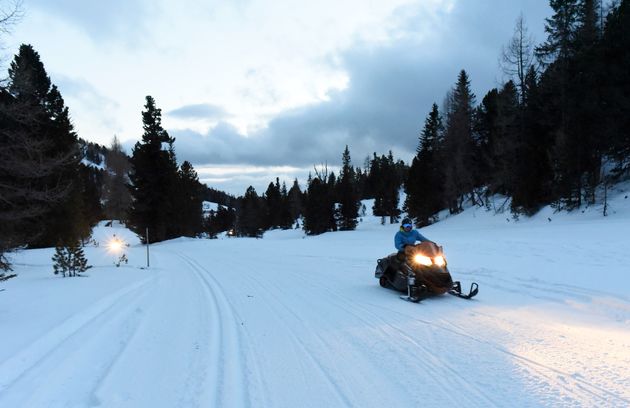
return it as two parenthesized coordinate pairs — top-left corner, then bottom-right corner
(433, 255), (446, 267)
(413, 254), (433, 266)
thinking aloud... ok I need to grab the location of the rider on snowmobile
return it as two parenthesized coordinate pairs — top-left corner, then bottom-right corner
(395, 217), (432, 252)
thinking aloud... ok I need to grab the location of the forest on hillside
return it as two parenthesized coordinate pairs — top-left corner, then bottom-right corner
(1, 0), (628, 272)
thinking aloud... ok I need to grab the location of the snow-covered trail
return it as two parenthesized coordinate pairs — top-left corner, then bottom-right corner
(1, 199), (629, 407)
(159, 231), (628, 408)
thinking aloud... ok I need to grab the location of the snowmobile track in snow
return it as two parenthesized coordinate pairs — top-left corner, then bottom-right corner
(359, 299), (629, 407)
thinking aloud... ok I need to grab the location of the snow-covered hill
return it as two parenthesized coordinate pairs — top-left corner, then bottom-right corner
(1, 186), (629, 407)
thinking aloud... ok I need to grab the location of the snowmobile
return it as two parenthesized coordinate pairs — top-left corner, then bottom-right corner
(374, 242), (478, 302)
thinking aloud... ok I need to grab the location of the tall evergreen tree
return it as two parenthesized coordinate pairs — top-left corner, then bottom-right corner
(237, 186), (266, 237)
(303, 176), (335, 235)
(177, 161), (204, 237)
(103, 135), (132, 221)
(404, 103), (445, 226)
(476, 82), (520, 198)
(536, 0), (581, 66)
(128, 96), (180, 242)
(277, 181), (294, 229)
(337, 146), (360, 230)
(600, 0), (630, 175)
(35, 85), (87, 247)
(0, 44), (85, 253)
(264, 178), (282, 230)
(368, 152), (401, 222)
(287, 178), (304, 223)
(442, 70), (477, 213)
(511, 67), (554, 214)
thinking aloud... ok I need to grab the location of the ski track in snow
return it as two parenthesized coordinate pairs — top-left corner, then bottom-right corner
(0, 276), (157, 407)
(175, 253), (250, 408)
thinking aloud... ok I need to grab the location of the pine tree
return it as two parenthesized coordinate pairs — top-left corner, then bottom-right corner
(37, 84), (89, 247)
(177, 161), (204, 237)
(237, 186), (265, 237)
(68, 241), (91, 276)
(404, 103), (445, 226)
(303, 176), (335, 235)
(511, 67), (553, 214)
(52, 244), (69, 277)
(476, 82), (520, 198)
(1, 44), (84, 254)
(278, 181), (294, 229)
(536, 0), (581, 66)
(128, 96), (180, 242)
(368, 152), (402, 222)
(600, 0), (630, 175)
(287, 179), (304, 226)
(442, 70), (477, 213)
(52, 240), (91, 277)
(103, 135), (132, 221)
(264, 178), (283, 230)
(337, 146), (360, 230)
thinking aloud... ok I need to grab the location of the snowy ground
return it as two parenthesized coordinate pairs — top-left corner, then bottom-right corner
(1, 187), (629, 407)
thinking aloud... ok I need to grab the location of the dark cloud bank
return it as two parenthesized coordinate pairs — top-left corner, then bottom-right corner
(171, 1), (550, 170)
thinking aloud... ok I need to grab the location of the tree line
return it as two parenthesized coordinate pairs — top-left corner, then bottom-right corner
(405, 0), (630, 225)
(1, 0), (628, 272)
(232, 147), (407, 237)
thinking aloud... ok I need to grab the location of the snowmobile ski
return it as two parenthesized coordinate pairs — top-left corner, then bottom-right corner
(448, 281), (478, 299)
(400, 284), (428, 303)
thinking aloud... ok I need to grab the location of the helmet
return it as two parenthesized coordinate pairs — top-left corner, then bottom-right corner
(401, 218), (412, 229)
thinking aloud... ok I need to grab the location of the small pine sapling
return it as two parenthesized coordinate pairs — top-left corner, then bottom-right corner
(52, 241), (92, 277)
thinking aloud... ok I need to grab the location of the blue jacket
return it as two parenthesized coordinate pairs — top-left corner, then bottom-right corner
(395, 228), (429, 251)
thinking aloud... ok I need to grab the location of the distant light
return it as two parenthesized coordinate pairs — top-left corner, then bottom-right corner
(108, 237), (124, 253)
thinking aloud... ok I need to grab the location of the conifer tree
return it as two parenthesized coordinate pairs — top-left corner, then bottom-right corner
(442, 70), (477, 213)
(278, 181), (294, 229)
(177, 161), (204, 237)
(287, 179), (304, 223)
(1, 44), (85, 254)
(205, 205), (236, 237)
(510, 67), (553, 214)
(404, 103), (445, 226)
(237, 186), (265, 237)
(52, 240), (91, 277)
(264, 178), (283, 230)
(368, 152), (402, 222)
(476, 82), (520, 198)
(128, 96), (180, 242)
(600, 0), (630, 176)
(103, 135), (132, 221)
(303, 176), (335, 235)
(337, 146), (360, 230)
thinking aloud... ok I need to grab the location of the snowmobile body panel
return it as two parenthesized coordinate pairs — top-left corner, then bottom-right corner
(375, 243), (454, 296)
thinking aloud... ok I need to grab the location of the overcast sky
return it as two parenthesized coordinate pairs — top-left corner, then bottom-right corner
(6, 0), (551, 195)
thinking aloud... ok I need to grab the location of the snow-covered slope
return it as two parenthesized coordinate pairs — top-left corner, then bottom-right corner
(1, 187), (629, 407)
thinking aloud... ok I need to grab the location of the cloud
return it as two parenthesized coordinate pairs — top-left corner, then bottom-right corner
(52, 75), (124, 142)
(171, 0), (551, 175)
(54, 75), (119, 110)
(26, 0), (155, 43)
(167, 103), (229, 121)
